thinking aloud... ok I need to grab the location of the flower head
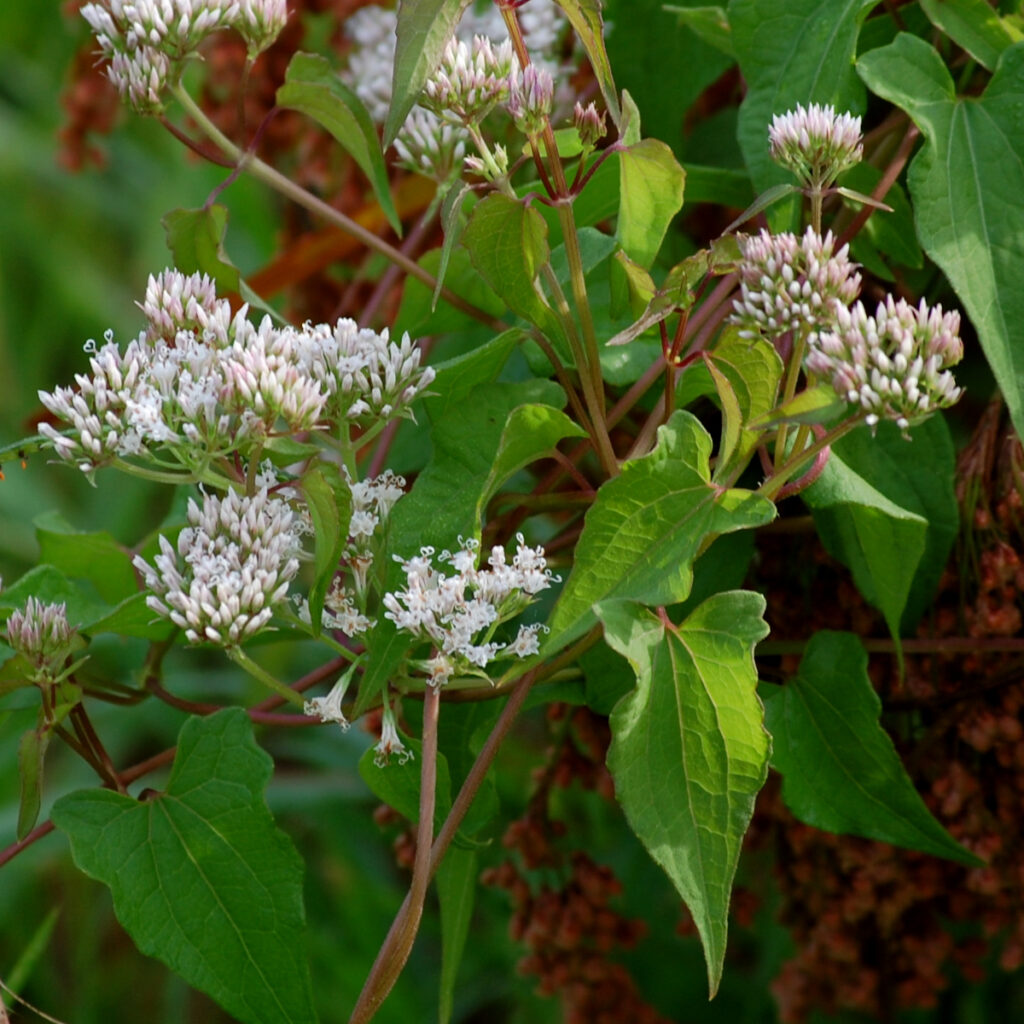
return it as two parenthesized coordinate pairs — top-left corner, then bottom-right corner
(394, 107), (468, 181)
(133, 486), (303, 645)
(731, 228), (861, 343)
(807, 296), (964, 431)
(303, 670), (352, 730)
(374, 703), (413, 766)
(422, 35), (518, 124)
(382, 534), (557, 687)
(507, 64), (554, 135)
(769, 103), (863, 188)
(5, 598), (79, 677)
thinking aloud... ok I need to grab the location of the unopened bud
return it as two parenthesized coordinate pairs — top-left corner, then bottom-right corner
(573, 101), (607, 150)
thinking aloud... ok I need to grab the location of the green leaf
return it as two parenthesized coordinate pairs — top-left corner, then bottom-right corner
(433, 181), (475, 310)
(0, 565), (112, 630)
(840, 163), (922, 269)
(706, 327), (783, 481)
(436, 846), (477, 1024)
(803, 428), (927, 642)
(424, 329), (523, 423)
(83, 592), (176, 641)
(385, 0), (471, 145)
(602, 591), (770, 995)
(762, 631), (981, 865)
(357, 733), (452, 832)
(543, 410), (776, 654)
(163, 205), (240, 295)
(666, 5), (734, 56)
(35, 521), (137, 605)
(476, 405), (586, 533)
(556, 0), (622, 127)
(462, 193), (564, 349)
(919, 0), (1020, 71)
(617, 139), (686, 269)
(730, 0), (879, 207)
(858, 35), (1024, 443)
(825, 418), (958, 631)
(277, 52), (401, 234)
(18, 722), (50, 840)
(4, 907), (59, 995)
(299, 465), (351, 635)
(721, 181), (800, 233)
(751, 381), (847, 428)
(682, 164), (753, 207)
(610, 250), (656, 320)
(52, 709), (317, 1024)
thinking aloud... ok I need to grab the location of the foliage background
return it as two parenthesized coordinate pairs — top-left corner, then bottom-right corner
(1, 2), (1023, 1023)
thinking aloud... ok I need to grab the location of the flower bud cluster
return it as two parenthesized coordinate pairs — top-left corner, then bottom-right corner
(422, 35), (518, 124)
(573, 100), (607, 150)
(383, 535), (556, 688)
(38, 270), (434, 474)
(393, 108), (467, 180)
(81, 1), (288, 113)
(507, 64), (554, 136)
(769, 102), (863, 189)
(133, 485), (302, 645)
(807, 296), (964, 431)
(5, 598), (79, 678)
(731, 228), (861, 342)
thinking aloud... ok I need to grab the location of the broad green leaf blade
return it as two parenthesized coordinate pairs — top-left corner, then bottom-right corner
(35, 522), (137, 605)
(556, 0), (622, 127)
(616, 138), (686, 269)
(602, 591), (770, 995)
(17, 723), (49, 840)
(858, 35), (1024, 442)
(476, 405), (586, 533)
(666, 4), (734, 56)
(52, 709), (317, 1024)
(543, 411), (776, 655)
(762, 631), (981, 865)
(462, 193), (564, 349)
(432, 181), (475, 310)
(707, 327), (783, 482)
(299, 465), (351, 635)
(277, 52), (402, 234)
(385, 0), (471, 145)
(919, 0), (1020, 71)
(436, 847), (478, 1024)
(356, 380), (564, 713)
(803, 432), (927, 642)
(825, 418), (957, 631)
(83, 592), (176, 641)
(424, 329), (524, 423)
(750, 382), (847, 428)
(730, 0), (879, 214)
(357, 734), (452, 832)
(0, 565), (112, 630)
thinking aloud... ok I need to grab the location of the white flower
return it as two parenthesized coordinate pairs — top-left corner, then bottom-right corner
(769, 103), (863, 188)
(507, 64), (554, 135)
(374, 704), (413, 766)
(133, 486), (303, 646)
(304, 671), (351, 730)
(807, 296), (964, 432)
(383, 534), (557, 686)
(730, 228), (861, 342)
(422, 35), (518, 124)
(394, 107), (468, 181)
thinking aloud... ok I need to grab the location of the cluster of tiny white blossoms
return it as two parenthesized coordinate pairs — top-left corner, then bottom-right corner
(134, 486), (302, 645)
(382, 535), (556, 688)
(421, 35), (518, 124)
(5, 598), (79, 678)
(81, 0), (288, 113)
(37, 270), (434, 474)
(769, 102), (863, 189)
(807, 296), (964, 431)
(731, 228), (861, 342)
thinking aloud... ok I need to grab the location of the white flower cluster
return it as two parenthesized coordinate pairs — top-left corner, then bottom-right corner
(769, 102), (863, 189)
(807, 296), (964, 431)
(422, 35), (518, 124)
(383, 535), (556, 688)
(507, 64), (554, 136)
(5, 598), (78, 677)
(81, 1), (288, 113)
(342, 0), (570, 179)
(731, 228), (861, 342)
(38, 270), (434, 474)
(133, 486), (302, 645)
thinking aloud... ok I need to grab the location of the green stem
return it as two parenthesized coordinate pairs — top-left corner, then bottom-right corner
(171, 86), (505, 333)
(757, 414), (864, 502)
(349, 685), (441, 1024)
(227, 647), (307, 709)
(772, 327), (811, 468)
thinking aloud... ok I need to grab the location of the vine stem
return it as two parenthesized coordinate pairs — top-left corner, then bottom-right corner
(170, 86), (506, 333)
(349, 685), (441, 1024)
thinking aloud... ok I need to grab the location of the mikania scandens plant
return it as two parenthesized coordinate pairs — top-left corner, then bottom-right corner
(1, 3), (977, 1023)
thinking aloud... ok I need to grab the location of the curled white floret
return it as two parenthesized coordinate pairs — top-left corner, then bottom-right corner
(807, 296), (964, 432)
(133, 486), (303, 646)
